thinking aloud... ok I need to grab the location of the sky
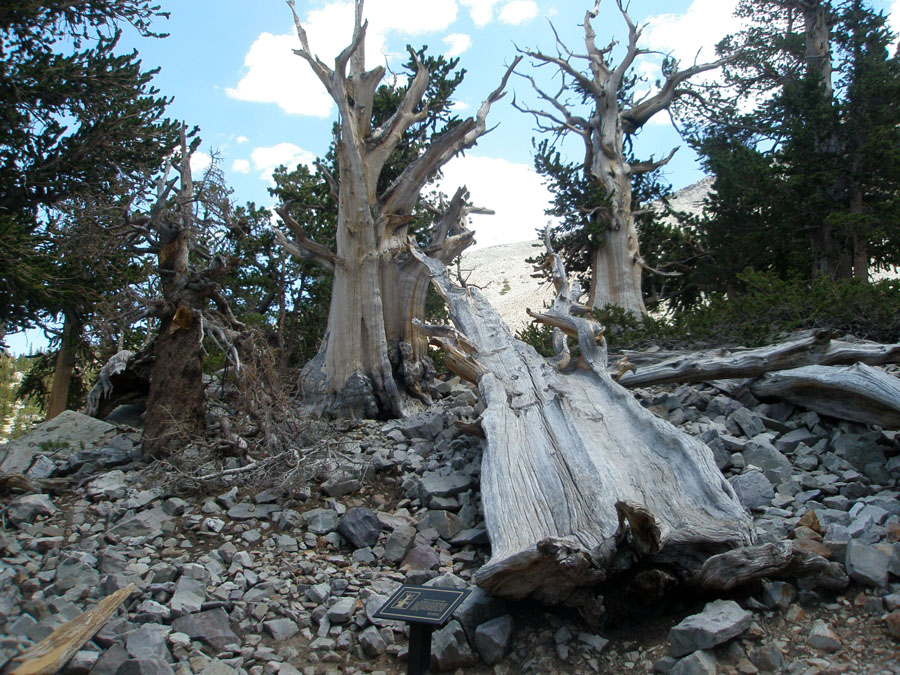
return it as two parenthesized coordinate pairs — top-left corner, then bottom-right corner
(6, 0), (900, 355)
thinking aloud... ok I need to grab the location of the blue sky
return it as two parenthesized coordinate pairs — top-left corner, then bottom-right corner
(122, 0), (897, 251)
(7, 0), (900, 355)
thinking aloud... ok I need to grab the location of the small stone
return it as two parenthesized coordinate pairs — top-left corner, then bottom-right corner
(326, 597), (356, 624)
(170, 576), (206, 616)
(336, 508), (382, 549)
(431, 620), (477, 671)
(418, 510), (465, 540)
(845, 540), (891, 587)
(671, 650), (717, 675)
(125, 624), (172, 661)
(473, 615), (514, 665)
(359, 625), (386, 657)
(226, 503), (278, 520)
(760, 581), (796, 610)
(668, 600), (752, 658)
(729, 470), (775, 511)
(807, 619), (841, 652)
(304, 508), (339, 535)
(321, 476), (361, 498)
(6, 494), (58, 527)
(86, 470), (128, 501)
(748, 643), (785, 672)
(264, 618), (299, 641)
(171, 608), (239, 651)
(886, 610), (900, 640)
(578, 632), (609, 653)
(401, 544), (439, 571)
(384, 526), (416, 563)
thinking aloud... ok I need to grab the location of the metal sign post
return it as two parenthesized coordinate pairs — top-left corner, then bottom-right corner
(374, 584), (471, 675)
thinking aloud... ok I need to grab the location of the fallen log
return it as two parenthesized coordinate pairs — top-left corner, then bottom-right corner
(616, 332), (900, 388)
(411, 242), (755, 607)
(10, 584), (134, 675)
(749, 363), (900, 428)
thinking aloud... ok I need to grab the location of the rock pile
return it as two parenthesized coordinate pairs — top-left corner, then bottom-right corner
(1, 372), (900, 674)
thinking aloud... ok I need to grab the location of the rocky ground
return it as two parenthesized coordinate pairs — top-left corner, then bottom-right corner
(1, 370), (900, 675)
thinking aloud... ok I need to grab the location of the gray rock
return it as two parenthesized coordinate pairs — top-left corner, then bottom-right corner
(761, 581), (796, 610)
(321, 475), (361, 497)
(263, 618), (299, 641)
(306, 583), (331, 604)
(110, 508), (172, 538)
(425, 572), (468, 590)
(431, 620), (477, 671)
(125, 624), (172, 661)
(473, 615), (514, 665)
(88, 643), (130, 675)
(114, 659), (175, 675)
(668, 599), (752, 657)
(578, 632), (609, 653)
(845, 540), (891, 587)
(454, 587), (507, 645)
(671, 650), (717, 675)
(226, 503), (278, 520)
(418, 475), (471, 502)
(450, 528), (489, 546)
(401, 544), (439, 571)
(198, 661), (239, 675)
(807, 619), (841, 652)
(729, 469), (775, 511)
(169, 576), (206, 616)
(418, 510), (465, 540)
(732, 407), (766, 438)
(358, 625), (386, 657)
(86, 470), (128, 501)
(216, 487), (238, 509)
(171, 608), (238, 651)
(748, 643), (785, 672)
(55, 552), (100, 592)
(775, 428), (821, 453)
(326, 597), (356, 624)
(6, 493), (57, 527)
(833, 433), (886, 473)
(303, 508), (339, 535)
(384, 526), (416, 563)
(26, 454), (57, 479)
(743, 436), (792, 486)
(66, 649), (100, 673)
(337, 508), (382, 549)
(384, 411), (447, 441)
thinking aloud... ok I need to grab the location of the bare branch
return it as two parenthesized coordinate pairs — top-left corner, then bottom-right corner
(315, 160), (339, 203)
(274, 205), (338, 271)
(629, 146), (678, 175)
(368, 47), (430, 167)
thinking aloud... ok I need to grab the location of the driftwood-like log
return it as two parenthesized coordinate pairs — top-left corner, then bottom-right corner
(698, 542), (847, 592)
(10, 584), (134, 675)
(616, 332), (900, 388)
(749, 363), (900, 428)
(412, 242), (754, 605)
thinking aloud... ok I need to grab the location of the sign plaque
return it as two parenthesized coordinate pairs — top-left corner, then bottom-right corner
(374, 584), (471, 675)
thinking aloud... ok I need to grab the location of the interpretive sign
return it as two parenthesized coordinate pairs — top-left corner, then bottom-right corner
(375, 585), (471, 675)
(374, 584), (470, 626)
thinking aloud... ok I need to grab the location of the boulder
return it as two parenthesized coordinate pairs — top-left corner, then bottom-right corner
(668, 600), (752, 658)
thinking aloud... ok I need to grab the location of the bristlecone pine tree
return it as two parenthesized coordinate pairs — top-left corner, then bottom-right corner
(276, 0), (518, 419)
(517, 0), (727, 317)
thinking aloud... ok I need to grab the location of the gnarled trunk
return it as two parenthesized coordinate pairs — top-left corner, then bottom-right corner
(46, 311), (79, 420)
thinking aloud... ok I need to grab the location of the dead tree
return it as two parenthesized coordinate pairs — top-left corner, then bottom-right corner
(413, 237), (846, 614)
(278, 0), (519, 419)
(125, 127), (244, 458)
(516, 1), (727, 316)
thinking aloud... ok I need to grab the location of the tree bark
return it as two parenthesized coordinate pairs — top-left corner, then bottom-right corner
(46, 311), (78, 420)
(412, 242), (754, 607)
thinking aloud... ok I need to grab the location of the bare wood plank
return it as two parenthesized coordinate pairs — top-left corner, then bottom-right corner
(10, 584), (135, 675)
(616, 332), (900, 388)
(749, 363), (900, 428)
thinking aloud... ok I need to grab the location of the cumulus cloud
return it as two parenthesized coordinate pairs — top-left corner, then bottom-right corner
(643, 0), (741, 64)
(227, 0), (459, 117)
(436, 155), (554, 249)
(231, 159), (251, 174)
(461, 0), (503, 27)
(443, 32), (472, 57)
(249, 143), (317, 182)
(890, 0), (900, 48)
(235, 136), (249, 144)
(499, 0), (538, 25)
(190, 151), (211, 175)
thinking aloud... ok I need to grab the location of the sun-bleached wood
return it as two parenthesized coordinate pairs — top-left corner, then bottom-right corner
(411, 241), (754, 606)
(615, 331), (900, 388)
(749, 362), (900, 428)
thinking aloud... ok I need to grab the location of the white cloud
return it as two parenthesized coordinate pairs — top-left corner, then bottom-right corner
(235, 136), (249, 144)
(461, 0), (503, 27)
(231, 159), (251, 174)
(451, 100), (472, 111)
(227, 1), (459, 117)
(499, 0), (538, 25)
(250, 143), (316, 182)
(889, 0), (900, 49)
(190, 151), (211, 175)
(643, 0), (741, 64)
(443, 32), (472, 57)
(436, 155), (554, 249)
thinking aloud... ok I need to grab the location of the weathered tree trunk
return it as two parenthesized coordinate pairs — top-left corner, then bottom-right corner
(280, 1), (517, 418)
(46, 311), (79, 419)
(750, 362), (900, 427)
(412, 243), (756, 609)
(615, 331), (900, 388)
(519, 3), (726, 317)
